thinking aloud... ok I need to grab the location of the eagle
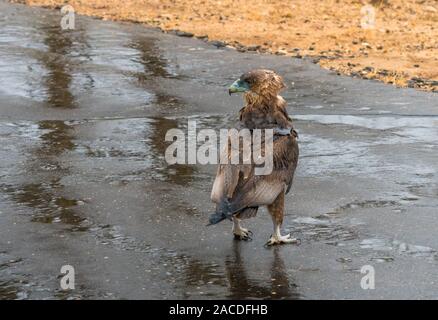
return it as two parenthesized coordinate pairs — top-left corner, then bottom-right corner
(209, 69), (299, 246)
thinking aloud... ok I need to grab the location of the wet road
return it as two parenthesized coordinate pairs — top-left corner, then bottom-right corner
(1, 1), (438, 299)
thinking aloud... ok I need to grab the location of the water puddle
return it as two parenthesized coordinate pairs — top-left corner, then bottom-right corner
(360, 238), (437, 259)
(295, 114), (438, 144)
(87, 223), (299, 299)
(0, 279), (28, 300)
(327, 199), (401, 215)
(298, 133), (379, 177)
(290, 215), (358, 246)
(409, 183), (438, 199)
(0, 6), (187, 110)
(1, 182), (86, 226)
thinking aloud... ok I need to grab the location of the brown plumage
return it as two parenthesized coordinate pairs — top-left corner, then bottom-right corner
(239, 70), (291, 131)
(210, 69), (299, 245)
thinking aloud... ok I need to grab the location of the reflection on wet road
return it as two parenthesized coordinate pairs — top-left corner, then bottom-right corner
(225, 243), (299, 299)
(0, 1), (438, 299)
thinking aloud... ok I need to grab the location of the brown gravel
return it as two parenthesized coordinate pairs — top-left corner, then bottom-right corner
(13, 0), (438, 92)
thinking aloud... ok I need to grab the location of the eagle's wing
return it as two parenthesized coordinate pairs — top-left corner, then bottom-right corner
(210, 134), (298, 222)
(285, 129), (299, 194)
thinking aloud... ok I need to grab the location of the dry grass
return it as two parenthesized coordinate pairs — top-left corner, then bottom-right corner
(15, 0), (438, 91)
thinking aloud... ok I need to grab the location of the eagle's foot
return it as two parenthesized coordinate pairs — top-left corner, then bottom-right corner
(232, 217), (252, 241)
(233, 227), (253, 241)
(265, 233), (300, 246)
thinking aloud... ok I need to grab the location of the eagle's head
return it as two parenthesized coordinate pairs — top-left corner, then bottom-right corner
(228, 69), (285, 97)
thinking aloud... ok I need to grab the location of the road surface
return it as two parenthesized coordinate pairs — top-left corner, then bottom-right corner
(0, 1), (437, 299)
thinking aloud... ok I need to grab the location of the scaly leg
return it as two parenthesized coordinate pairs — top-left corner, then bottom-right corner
(266, 191), (299, 246)
(232, 216), (252, 241)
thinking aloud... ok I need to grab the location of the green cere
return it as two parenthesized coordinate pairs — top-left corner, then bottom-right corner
(228, 79), (250, 95)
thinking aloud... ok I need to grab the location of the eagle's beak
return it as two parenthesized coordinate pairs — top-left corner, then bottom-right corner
(228, 79), (250, 95)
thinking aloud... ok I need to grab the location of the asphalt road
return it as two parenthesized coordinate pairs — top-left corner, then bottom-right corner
(0, 1), (437, 299)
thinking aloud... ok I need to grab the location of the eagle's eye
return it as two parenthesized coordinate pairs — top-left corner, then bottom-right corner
(243, 77), (255, 86)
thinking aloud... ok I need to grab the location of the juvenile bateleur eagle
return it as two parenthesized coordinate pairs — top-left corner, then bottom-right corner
(210, 69), (299, 246)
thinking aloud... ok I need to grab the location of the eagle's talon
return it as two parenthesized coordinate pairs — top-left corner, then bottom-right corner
(233, 229), (253, 241)
(265, 233), (299, 246)
(234, 233), (252, 241)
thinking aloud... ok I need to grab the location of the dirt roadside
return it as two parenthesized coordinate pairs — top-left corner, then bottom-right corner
(12, 0), (438, 92)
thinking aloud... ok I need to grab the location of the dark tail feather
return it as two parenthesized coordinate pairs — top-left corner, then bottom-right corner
(208, 212), (227, 225)
(208, 198), (233, 225)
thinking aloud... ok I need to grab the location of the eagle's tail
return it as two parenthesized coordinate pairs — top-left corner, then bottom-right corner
(208, 198), (233, 225)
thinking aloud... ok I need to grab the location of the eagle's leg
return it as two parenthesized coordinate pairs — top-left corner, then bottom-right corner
(266, 191), (299, 246)
(232, 216), (252, 241)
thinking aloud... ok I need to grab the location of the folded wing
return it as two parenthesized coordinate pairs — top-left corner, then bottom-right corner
(210, 134), (298, 224)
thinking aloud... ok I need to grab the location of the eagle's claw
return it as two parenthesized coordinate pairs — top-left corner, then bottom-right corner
(265, 233), (300, 246)
(233, 228), (253, 241)
(234, 234), (252, 241)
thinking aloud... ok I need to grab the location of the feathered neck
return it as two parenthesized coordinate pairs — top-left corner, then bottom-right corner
(244, 91), (278, 109)
(239, 91), (292, 131)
